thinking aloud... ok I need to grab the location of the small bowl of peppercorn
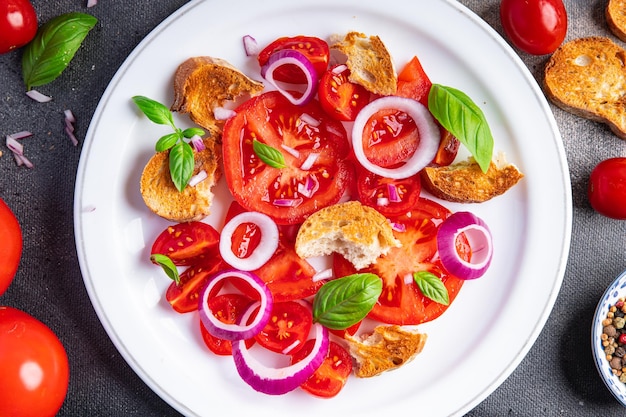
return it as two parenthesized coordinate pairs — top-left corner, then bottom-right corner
(593, 270), (626, 407)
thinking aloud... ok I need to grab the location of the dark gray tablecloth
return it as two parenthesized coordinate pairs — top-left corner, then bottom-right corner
(1, 0), (624, 415)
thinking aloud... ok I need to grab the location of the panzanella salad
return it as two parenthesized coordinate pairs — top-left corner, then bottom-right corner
(133, 31), (522, 398)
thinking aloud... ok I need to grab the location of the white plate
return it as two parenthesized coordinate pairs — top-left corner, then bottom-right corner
(74, 0), (572, 416)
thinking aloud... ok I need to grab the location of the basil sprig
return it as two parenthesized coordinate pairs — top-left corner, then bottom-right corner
(22, 12), (98, 91)
(413, 271), (449, 305)
(150, 254), (180, 284)
(428, 84), (494, 173)
(132, 95), (205, 192)
(253, 139), (286, 169)
(312, 273), (382, 330)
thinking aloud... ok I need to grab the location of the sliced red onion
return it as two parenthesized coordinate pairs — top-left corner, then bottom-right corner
(188, 170), (208, 187)
(332, 64), (348, 74)
(26, 89), (52, 103)
(199, 270), (273, 341)
(260, 49), (318, 106)
(297, 175), (319, 198)
(64, 110), (78, 146)
(232, 303), (329, 395)
(6, 136), (33, 168)
(243, 35), (259, 56)
(377, 197), (389, 207)
(273, 198), (302, 207)
(390, 221), (406, 233)
(387, 183), (401, 203)
(280, 144), (300, 158)
(7, 131), (33, 141)
(86, 0), (97, 7)
(352, 96), (439, 179)
(437, 211), (493, 280)
(190, 135), (205, 152)
(219, 211), (279, 271)
(213, 106), (237, 120)
(299, 153), (319, 170)
(312, 268), (333, 282)
(299, 113), (320, 127)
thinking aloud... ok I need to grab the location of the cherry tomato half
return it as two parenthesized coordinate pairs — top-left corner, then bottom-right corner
(588, 157), (626, 219)
(0, 0), (38, 55)
(254, 301), (312, 354)
(200, 293), (255, 356)
(257, 36), (330, 84)
(0, 198), (22, 296)
(500, 0), (567, 55)
(151, 221), (220, 266)
(291, 340), (352, 398)
(0, 306), (69, 417)
(318, 65), (370, 121)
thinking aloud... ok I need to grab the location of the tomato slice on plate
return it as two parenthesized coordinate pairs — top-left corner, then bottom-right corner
(333, 197), (465, 325)
(254, 301), (312, 354)
(200, 293), (255, 356)
(318, 64), (370, 121)
(291, 340), (352, 398)
(356, 167), (421, 217)
(222, 90), (352, 225)
(257, 36), (330, 84)
(361, 107), (419, 168)
(166, 257), (227, 313)
(151, 221), (220, 266)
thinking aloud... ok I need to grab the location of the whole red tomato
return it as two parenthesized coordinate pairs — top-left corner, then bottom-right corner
(588, 158), (626, 220)
(0, 0), (38, 54)
(0, 306), (69, 417)
(500, 0), (567, 55)
(0, 198), (22, 296)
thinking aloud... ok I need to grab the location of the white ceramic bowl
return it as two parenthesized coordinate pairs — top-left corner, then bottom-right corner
(592, 270), (626, 406)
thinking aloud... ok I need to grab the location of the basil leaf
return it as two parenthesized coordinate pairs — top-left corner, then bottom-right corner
(22, 12), (98, 90)
(253, 139), (286, 169)
(155, 133), (181, 152)
(413, 271), (449, 305)
(182, 127), (206, 139)
(428, 84), (494, 173)
(132, 95), (176, 128)
(313, 273), (382, 330)
(150, 254), (180, 284)
(169, 141), (195, 192)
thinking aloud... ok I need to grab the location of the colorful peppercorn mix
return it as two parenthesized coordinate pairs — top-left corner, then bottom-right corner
(602, 297), (626, 382)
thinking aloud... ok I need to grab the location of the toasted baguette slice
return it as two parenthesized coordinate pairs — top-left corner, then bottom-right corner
(331, 32), (397, 96)
(544, 37), (626, 139)
(420, 155), (523, 203)
(171, 56), (264, 134)
(607, 0), (626, 42)
(346, 325), (427, 378)
(140, 138), (221, 222)
(295, 201), (401, 270)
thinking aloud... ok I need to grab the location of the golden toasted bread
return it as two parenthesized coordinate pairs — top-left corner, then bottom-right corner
(544, 37), (626, 139)
(420, 155), (523, 203)
(295, 201), (401, 270)
(140, 138), (221, 222)
(345, 325), (427, 378)
(607, 0), (626, 42)
(330, 32), (397, 96)
(171, 56), (264, 134)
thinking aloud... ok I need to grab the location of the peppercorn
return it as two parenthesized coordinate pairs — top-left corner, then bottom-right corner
(605, 325), (618, 338)
(614, 317), (626, 329)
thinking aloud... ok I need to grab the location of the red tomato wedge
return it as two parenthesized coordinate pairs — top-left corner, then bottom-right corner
(257, 36), (330, 84)
(200, 293), (255, 356)
(318, 64), (370, 121)
(396, 55), (432, 106)
(291, 340), (352, 398)
(254, 301), (312, 354)
(222, 91), (352, 225)
(333, 197), (466, 325)
(151, 221), (220, 266)
(166, 258), (227, 313)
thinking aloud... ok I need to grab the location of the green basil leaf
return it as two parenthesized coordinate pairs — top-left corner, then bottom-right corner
(150, 254), (180, 284)
(132, 95), (176, 128)
(169, 141), (195, 192)
(155, 133), (181, 152)
(22, 12), (98, 90)
(428, 84), (494, 173)
(253, 139), (286, 169)
(182, 127), (206, 139)
(313, 273), (382, 330)
(413, 271), (449, 305)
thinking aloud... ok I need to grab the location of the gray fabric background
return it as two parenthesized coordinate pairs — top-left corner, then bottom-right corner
(0, 0), (624, 415)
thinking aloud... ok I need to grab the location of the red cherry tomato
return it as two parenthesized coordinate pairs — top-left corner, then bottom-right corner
(318, 64), (370, 121)
(361, 107), (419, 168)
(166, 257), (227, 313)
(291, 340), (352, 398)
(257, 36), (329, 84)
(500, 0), (567, 55)
(588, 157), (626, 219)
(0, 0), (38, 54)
(151, 221), (220, 266)
(0, 306), (69, 417)
(254, 301), (312, 354)
(199, 294), (255, 355)
(0, 198), (22, 296)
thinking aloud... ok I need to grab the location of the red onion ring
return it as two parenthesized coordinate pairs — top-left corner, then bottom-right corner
(232, 303), (329, 395)
(198, 269), (273, 341)
(437, 211), (493, 280)
(219, 211), (279, 271)
(352, 96), (440, 179)
(260, 49), (318, 106)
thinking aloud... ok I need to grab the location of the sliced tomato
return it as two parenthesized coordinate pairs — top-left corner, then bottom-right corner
(166, 258), (227, 313)
(329, 321), (362, 338)
(318, 64), (370, 121)
(222, 91), (352, 225)
(151, 221), (220, 266)
(356, 167), (421, 217)
(361, 108), (419, 168)
(257, 36), (329, 84)
(433, 129), (460, 167)
(254, 301), (312, 354)
(199, 294), (255, 356)
(291, 340), (352, 398)
(396, 55), (433, 106)
(333, 197), (465, 325)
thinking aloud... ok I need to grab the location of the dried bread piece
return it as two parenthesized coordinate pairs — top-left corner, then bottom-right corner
(171, 56), (264, 134)
(420, 155), (523, 203)
(607, 0), (626, 42)
(294, 201), (401, 270)
(140, 138), (221, 222)
(544, 37), (626, 139)
(330, 32), (397, 96)
(346, 325), (427, 378)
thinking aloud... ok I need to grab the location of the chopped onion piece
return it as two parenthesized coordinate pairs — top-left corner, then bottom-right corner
(273, 198), (301, 207)
(312, 268), (333, 282)
(64, 110), (78, 146)
(300, 153), (319, 171)
(387, 183), (401, 202)
(260, 49), (318, 105)
(280, 144), (300, 158)
(6, 136), (33, 168)
(87, 0), (97, 7)
(188, 170), (208, 187)
(213, 106), (236, 120)
(297, 175), (318, 198)
(7, 131), (33, 141)
(190, 135), (205, 152)
(26, 89), (52, 103)
(390, 222), (406, 233)
(219, 211), (279, 271)
(64, 109), (76, 123)
(332, 64), (348, 74)
(242, 35), (260, 56)
(377, 197), (389, 207)
(299, 113), (320, 127)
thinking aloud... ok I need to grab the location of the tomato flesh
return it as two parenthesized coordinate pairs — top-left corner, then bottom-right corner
(0, 0), (38, 54)
(356, 167), (421, 217)
(291, 340), (352, 398)
(151, 221), (220, 266)
(318, 65), (370, 121)
(396, 55), (432, 106)
(257, 36), (329, 84)
(0, 198), (22, 296)
(362, 108), (419, 168)
(254, 301), (312, 354)
(588, 157), (626, 219)
(200, 294), (255, 355)
(166, 258), (227, 313)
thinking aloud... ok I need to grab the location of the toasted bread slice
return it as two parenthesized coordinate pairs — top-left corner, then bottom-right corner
(346, 325), (427, 378)
(420, 155), (523, 203)
(544, 37), (626, 139)
(330, 32), (397, 96)
(140, 138), (221, 222)
(295, 201), (401, 270)
(607, 0), (626, 42)
(171, 56), (264, 134)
